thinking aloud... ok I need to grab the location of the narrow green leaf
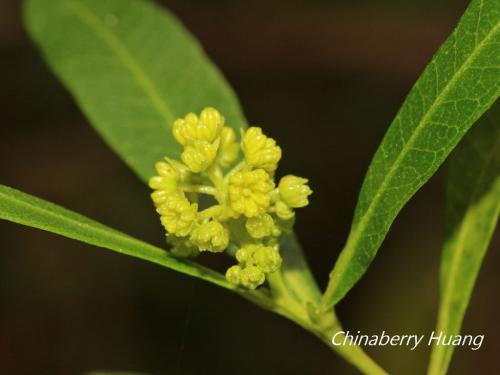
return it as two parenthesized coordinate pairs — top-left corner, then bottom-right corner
(428, 104), (500, 375)
(0, 184), (237, 291)
(24, 0), (247, 183)
(322, 0), (500, 308)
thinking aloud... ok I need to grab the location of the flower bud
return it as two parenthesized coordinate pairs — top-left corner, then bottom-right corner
(278, 175), (312, 208)
(150, 190), (170, 207)
(181, 139), (219, 173)
(199, 107), (224, 138)
(148, 161), (180, 194)
(225, 265), (243, 284)
(173, 108), (223, 146)
(242, 127), (281, 173)
(229, 169), (274, 217)
(157, 194), (198, 237)
(253, 246), (282, 273)
(172, 117), (192, 146)
(190, 220), (229, 253)
(155, 161), (178, 178)
(240, 265), (265, 289)
(245, 213), (274, 239)
(235, 244), (258, 264)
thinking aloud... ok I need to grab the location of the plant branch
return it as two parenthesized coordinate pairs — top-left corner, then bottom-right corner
(265, 270), (388, 375)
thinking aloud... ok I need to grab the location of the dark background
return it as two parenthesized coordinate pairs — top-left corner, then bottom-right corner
(1, 0), (499, 374)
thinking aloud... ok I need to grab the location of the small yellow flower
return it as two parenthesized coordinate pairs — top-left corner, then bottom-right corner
(253, 246), (282, 273)
(242, 127), (282, 173)
(245, 213), (274, 239)
(157, 194), (198, 237)
(278, 175), (312, 208)
(229, 169), (274, 217)
(173, 107), (224, 146)
(199, 107), (224, 138)
(190, 220), (229, 252)
(228, 244), (281, 288)
(240, 265), (265, 289)
(149, 161), (183, 207)
(226, 261), (266, 289)
(155, 160), (179, 179)
(235, 244), (258, 264)
(226, 265), (243, 284)
(181, 139), (219, 173)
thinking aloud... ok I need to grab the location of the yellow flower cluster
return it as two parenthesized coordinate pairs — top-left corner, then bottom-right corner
(149, 107), (312, 289)
(226, 245), (282, 289)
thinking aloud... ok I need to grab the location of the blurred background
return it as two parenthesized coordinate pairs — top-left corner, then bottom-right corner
(1, 0), (499, 374)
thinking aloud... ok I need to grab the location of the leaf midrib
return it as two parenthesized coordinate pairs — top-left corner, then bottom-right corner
(66, 0), (176, 126)
(328, 17), (500, 301)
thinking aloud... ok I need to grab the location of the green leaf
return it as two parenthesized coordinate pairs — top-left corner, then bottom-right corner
(427, 104), (500, 375)
(0, 184), (238, 291)
(24, 0), (247, 183)
(322, 0), (500, 308)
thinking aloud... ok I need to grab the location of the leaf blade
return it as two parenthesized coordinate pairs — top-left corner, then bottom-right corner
(427, 104), (500, 375)
(0, 184), (237, 291)
(24, 0), (247, 183)
(323, 0), (500, 308)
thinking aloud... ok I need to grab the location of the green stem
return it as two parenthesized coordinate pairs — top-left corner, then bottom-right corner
(198, 205), (223, 221)
(267, 270), (310, 322)
(180, 184), (218, 196)
(314, 316), (389, 375)
(265, 271), (388, 375)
